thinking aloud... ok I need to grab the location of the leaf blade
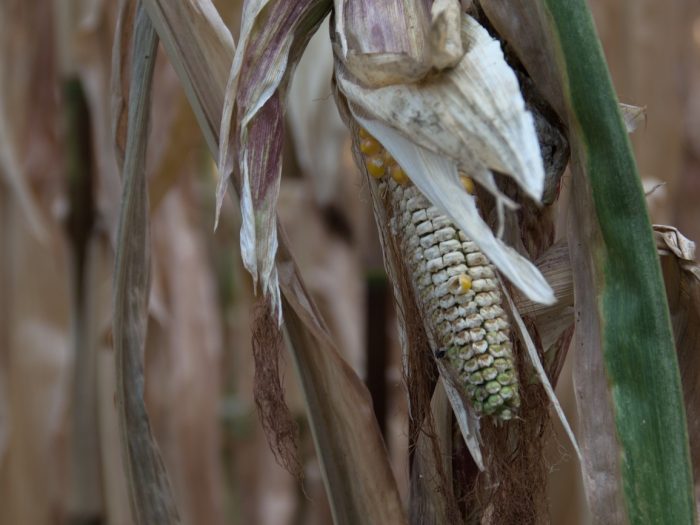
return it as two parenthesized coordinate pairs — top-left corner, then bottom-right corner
(541, 1), (696, 523)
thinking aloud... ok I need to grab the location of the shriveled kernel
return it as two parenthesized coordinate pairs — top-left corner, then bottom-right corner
(497, 371), (515, 385)
(493, 358), (510, 373)
(472, 339), (488, 354)
(485, 380), (502, 394)
(469, 371), (484, 384)
(464, 358), (480, 373)
(499, 386), (514, 400)
(476, 354), (494, 368)
(485, 394), (504, 410)
(445, 264), (468, 278)
(482, 367), (498, 381)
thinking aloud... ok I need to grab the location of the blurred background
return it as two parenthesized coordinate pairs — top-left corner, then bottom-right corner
(0, 1), (698, 523)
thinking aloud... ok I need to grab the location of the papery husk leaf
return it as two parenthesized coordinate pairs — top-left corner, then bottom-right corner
(337, 14), (546, 205)
(111, 7), (180, 523)
(536, 2), (696, 523)
(143, 3), (406, 521)
(502, 287), (581, 461)
(217, 0), (331, 318)
(619, 103), (646, 134)
(333, 0), (464, 87)
(354, 115), (554, 306)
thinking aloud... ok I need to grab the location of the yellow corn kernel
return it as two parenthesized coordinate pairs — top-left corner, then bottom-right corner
(390, 164), (410, 186)
(360, 137), (381, 156)
(358, 127), (371, 139)
(460, 175), (475, 195)
(458, 273), (472, 293)
(366, 156), (386, 178)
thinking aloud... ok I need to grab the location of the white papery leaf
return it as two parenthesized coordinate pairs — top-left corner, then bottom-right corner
(619, 103), (646, 134)
(502, 287), (582, 461)
(337, 14), (545, 203)
(437, 361), (484, 470)
(354, 115), (555, 306)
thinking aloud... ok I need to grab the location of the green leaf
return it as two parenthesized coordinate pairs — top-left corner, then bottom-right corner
(541, 1), (695, 523)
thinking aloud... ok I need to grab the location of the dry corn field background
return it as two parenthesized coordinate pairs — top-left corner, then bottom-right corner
(1, 1), (700, 524)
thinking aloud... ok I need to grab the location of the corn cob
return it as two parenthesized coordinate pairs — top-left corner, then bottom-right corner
(358, 128), (521, 421)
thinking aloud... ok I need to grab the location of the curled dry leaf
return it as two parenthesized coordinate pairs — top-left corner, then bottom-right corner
(217, 0), (331, 319)
(333, 0), (464, 87)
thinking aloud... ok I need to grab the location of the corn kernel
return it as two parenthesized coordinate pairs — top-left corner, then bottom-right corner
(366, 156), (386, 178)
(358, 127), (371, 139)
(458, 273), (472, 293)
(390, 164), (410, 186)
(360, 138), (381, 156)
(460, 175), (475, 194)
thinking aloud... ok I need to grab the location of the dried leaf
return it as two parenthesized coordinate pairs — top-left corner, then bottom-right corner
(217, 0), (331, 318)
(111, 6), (180, 523)
(144, 2), (406, 521)
(278, 250), (408, 524)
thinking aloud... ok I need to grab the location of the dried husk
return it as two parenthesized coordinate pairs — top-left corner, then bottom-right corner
(333, 0), (464, 87)
(335, 14), (555, 307)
